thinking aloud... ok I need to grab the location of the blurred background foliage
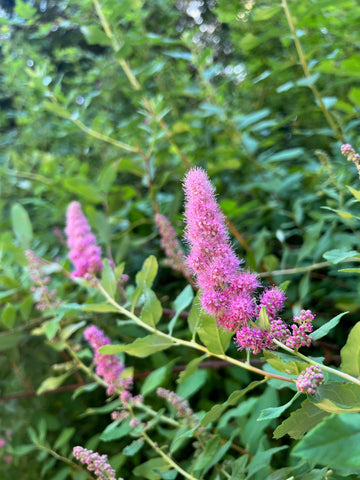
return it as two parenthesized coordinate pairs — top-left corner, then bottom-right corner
(1, 0), (360, 478)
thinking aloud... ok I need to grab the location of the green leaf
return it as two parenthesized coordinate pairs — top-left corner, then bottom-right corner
(258, 306), (270, 331)
(273, 399), (330, 439)
(141, 289), (162, 328)
(263, 351), (307, 376)
(347, 185), (360, 202)
(168, 285), (194, 334)
(322, 207), (357, 219)
(311, 312), (348, 340)
(80, 26), (111, 47)
(230, 456), (248, 480)
(101, 259), (116, 298)
(1, 303), (16, 329)
(141, 363), (173, 396)
(43, 101), (70, 119)
(247, 445), (288, 478)
(296, 73), (320, 87)
(131, 256), (158, 310)
(293, 413), (360, 471)
(100, 419), (132, 442)
(192, 436), (222, 474)
(176, 369), (208, 399)
(177, 354), (207, 385)
(341, 322), (360, 376)
(197, 311), (233, 355)
(258, 392), (301, 421)
(82, 303), (119, 313)
(323, 249), (360, 264)
(265, 148), (304, 163)
(36, 373), (70, 395)
(123, 439), (144, 456)
(311, 383), (360, 413)
(11, 203), (33, 248)
(63, 178), (104, 203)
(133, 458), (170, 480)
(200, 380), (266, 427)
(187, 293), (203, 335)
(53, 428), (75, 451)
(99, 335), (173, 358)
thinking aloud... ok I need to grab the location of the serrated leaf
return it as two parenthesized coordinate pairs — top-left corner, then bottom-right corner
(293, 413), (360, 471)
(273, 399), (330, 439)
(258, 392), (301, 421)
(341, 322), (360, 376)
(11, 203), (33, 248)
(99, 334), (173, 357)
(177, 354), (207, 385)
(311, 312), (348, 340)
(200, 380), (265, 427)
(187, 293), (203, 335)
(323, 249), (360, 264)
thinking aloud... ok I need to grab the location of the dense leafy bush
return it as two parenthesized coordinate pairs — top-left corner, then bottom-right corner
(1, 0), (360, 478)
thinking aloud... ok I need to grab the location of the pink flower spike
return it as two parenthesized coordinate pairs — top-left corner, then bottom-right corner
(65, 202), (103, 279)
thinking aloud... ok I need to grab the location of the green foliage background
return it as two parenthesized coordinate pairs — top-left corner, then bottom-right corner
(1, 0), (360, 478)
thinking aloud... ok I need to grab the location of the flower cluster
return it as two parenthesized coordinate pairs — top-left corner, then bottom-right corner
(65, 201), (103, 279)
(26, 250), (60, 311)
(286, 309), (314, 349)
(84, 326), (125, 396)
(341, 143), (360, 176)
(155, 213), (189, 276)
(157, 387), (197, 426)
(73, 446), (123, 480)
(183, 168), (295, 353)
(296, 365), (325, 395)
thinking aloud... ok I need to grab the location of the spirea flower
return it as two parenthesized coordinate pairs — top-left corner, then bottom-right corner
(296, 365), (325, 395)
(26, 250), (60, 311)
(73, 446), (123, 480)
(183, 168), (259, 330)
(84, 326), (125, 396)
(65, 201), (103, 279)
(155, 213), (190, 277)
(258, 287), (286, 322)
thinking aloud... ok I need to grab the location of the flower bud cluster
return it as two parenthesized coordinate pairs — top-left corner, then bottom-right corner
(155, 213), (190, 277)
(341, 143), (360, 175)
(296, 365), (325, 395)
(26, 250), (60, 311)
(73, 446), (123, 480)
(157, 387), (197, 425)
(285, 310), (314, 349)
(65, 201), (103, 279)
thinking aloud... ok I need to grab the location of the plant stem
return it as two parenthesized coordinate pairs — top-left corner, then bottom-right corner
(258, 257), (360, 277)
(274, 339), (360, 386)
(142, 430), (199, 480)
(96, 283), (295, 383)
(282, 0), (344, 142)
(35, 442), (95, 480)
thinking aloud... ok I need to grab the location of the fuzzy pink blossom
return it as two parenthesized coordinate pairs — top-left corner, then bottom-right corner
(65, 201), (103, 279)
(296, 365), (325, 395)
(258, 287), (286, 322)
(84, 326), (125, 396)
(341, 143), (360, 176)
(73, 446), (123, 480)
(183, 168), (259, 331)
(286, 309), (314, 349)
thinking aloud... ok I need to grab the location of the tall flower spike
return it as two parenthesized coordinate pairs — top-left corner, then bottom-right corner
(183, 168), (260, 331)
(84, 326), (125, 396)
(65, 201), (103, 279)
(73, 446), (123, 480)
